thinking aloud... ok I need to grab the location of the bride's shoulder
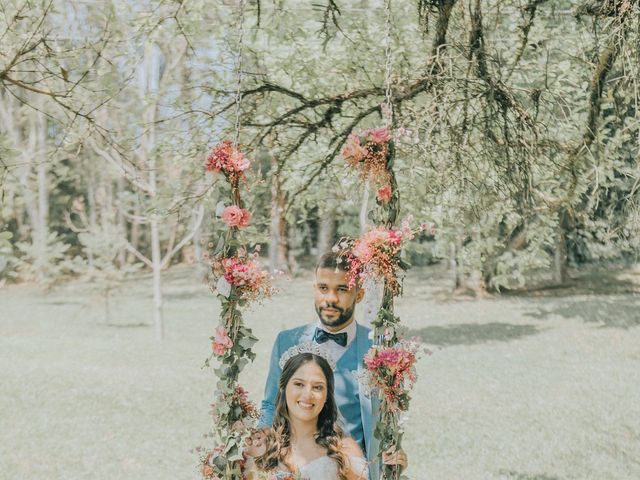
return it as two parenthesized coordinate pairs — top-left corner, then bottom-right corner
(338, 437), (364, 458)
(338, 437), (369, 480)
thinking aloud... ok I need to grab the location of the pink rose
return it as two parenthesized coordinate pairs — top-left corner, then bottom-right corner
(221, 206), (252, 228)
(229, 149), (250, 172)
(376, 185), (392, 203)
(388, 229), (403, 245)
(353, 241), (373, 262)
(341, 133), (367, 162)
(212, 326), (233, 356)
(365, 127), (391, 144)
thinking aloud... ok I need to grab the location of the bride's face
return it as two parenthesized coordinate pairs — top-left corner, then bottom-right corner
(285, 361), (328, 423)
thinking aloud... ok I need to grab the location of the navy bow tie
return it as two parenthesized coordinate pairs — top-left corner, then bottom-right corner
(313, 328), (348, 347)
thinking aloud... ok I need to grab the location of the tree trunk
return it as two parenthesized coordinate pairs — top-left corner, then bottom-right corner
(193, 216), (206, 280)
(145, 40), (164, 339)
(128, 204), (141, 264)
(277, 195), (289, 271)
(454, 237), (465, 289)
(35, 110), (49, 283)
(269, 171), (289, 273)
(116, 176), (127, 268)
(85, 157), (96, 271)
(449, 241), (457, 287)
(553, 214), (567, 284)
(317, 209), (336, 257)
(151, 218), (164, 339)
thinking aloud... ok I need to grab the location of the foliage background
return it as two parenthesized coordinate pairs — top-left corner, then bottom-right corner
(2, 2), (640, 478)
(2, 0), (639, 296)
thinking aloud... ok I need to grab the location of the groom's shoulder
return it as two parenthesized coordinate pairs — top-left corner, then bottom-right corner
(355, 321), (371, 333)
(355, 321), (372, 336)
(355, 322), (373, 347)
(275, 323), (314, 343)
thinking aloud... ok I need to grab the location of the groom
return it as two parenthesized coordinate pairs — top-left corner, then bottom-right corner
(259, 250), (406, 478)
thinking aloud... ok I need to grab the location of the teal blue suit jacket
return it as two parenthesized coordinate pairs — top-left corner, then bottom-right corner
(259, 322), (379, 479)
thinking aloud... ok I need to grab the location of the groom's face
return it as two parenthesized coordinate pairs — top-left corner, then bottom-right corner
(313, 267), (363, 331)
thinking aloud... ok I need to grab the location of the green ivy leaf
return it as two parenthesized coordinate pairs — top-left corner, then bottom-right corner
(213, 236), (225, 255)
(238, 336), (257, 349)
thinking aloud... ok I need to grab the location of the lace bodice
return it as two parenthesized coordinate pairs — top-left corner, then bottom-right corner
(298, 456), (338, 479)
(275, 455), (369, 480)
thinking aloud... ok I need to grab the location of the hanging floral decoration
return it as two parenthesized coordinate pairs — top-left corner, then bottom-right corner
(198, 141), (274, 480)
(343, 120), (434, 479)
(205, 140), (251, 185)
(340, 219), (428, 295)
(342, 127), (392, 189)
(362, 340), (420, 412)
(212, 251), (275, 303)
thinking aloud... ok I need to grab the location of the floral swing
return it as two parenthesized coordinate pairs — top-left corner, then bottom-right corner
(198, 1), (424, 479)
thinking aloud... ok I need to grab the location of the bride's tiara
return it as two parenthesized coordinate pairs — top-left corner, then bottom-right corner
(278, 341), (337, 370)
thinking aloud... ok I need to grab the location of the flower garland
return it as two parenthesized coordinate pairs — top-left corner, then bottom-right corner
(342, 125), (429, 480)
(198, 141), (274, 480)
(343, 220), (428, 295)
(362, 340), (420, 413)
(341, 127), (398, 207)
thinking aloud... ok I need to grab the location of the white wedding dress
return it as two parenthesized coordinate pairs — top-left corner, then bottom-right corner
(291, 455), (369, 480)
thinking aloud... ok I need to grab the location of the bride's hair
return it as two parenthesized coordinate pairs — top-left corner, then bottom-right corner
(256, 352), (350, 480)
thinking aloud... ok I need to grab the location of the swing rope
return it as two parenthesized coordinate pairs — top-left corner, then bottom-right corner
(376, 3), (405, 480)
(233, 0), (246, 147)
(383, 0), (393, 128)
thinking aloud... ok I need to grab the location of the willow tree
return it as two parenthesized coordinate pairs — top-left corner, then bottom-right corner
(199, 0), (640, 290)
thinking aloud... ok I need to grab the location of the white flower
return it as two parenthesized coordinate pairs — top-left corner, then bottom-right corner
(354, 369), (372, 398)
(216, 276), (232, 298)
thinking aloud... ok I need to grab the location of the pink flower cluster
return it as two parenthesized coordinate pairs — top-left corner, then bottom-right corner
(363, 341), (419, 412)
(221, 205), (251, 228)
(217, 254), (274, 301)
(362, 127), (392, 144)
(211, 326), (233, 356)
(200, 444), (225, 479)
(376, 184), (393, 203)
(209, 384), (260, 427)
(223, 256), (266, 288)
(346, 220), (417, 294)
(342, 127), (392, 189)
(233, 384), (260, 419)
(205, 141), (250, 179)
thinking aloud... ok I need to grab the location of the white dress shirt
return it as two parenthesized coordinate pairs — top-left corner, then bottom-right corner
(314, 319), (357, 362)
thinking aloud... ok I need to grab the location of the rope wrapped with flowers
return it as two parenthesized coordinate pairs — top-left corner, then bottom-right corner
(198, 141), (275, 480)
(342, 123), (430, 480)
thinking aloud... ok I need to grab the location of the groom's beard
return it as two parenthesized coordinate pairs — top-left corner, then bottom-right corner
(315, 302), (356, 329)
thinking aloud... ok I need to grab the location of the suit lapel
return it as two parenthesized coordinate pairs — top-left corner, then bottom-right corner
(354, 324), (373, 458)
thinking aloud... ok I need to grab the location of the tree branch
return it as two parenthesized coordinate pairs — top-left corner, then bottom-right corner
(124, 242), (153, 268)
(87, 138), (155, 196)
(161, 203), (205, 269)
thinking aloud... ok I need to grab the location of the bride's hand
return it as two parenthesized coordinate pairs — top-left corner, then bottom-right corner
(382, 446), (408, 471)
(243, 428), (269, 458)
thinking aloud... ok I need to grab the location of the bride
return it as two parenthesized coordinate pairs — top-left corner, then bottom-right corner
(244, 350), (369, 480)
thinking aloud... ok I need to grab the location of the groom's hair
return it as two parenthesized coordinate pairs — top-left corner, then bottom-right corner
(316, 250), (349, 273)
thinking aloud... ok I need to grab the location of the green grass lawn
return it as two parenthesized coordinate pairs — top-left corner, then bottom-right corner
(2, 265), (640, 479)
